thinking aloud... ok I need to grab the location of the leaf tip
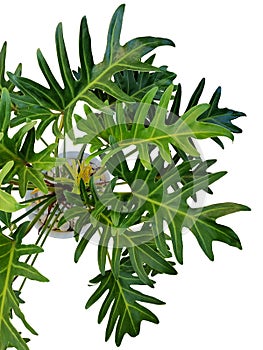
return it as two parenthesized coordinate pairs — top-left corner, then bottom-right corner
(243, 205), (251, 212)
(209, 254), (215, 262)
(117, 3), (126, 12)
(81, 15), (87, 24)
(215, 86), (222, 95)
(1, 40), (7, 50)
(74, 253), (80, 263)
(55, 22), (63, 36)
(177, 255), (183, 265)
(168, 39), (176, 47)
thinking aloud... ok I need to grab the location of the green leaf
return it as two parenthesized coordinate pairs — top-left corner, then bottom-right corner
(0, 224), (49, 350)
(185, 77), (206, 111)
(0, 186), (12, 230)
(79, 16), (94, 83)
(0, 88), (11, 134)
(10, 94), (59, 140)
(104, 154), (249, 264)
(169, 78), (245, 147)
(0, 89), (63, 197)
(76, 85), (234, 166)
(188, 203), (250, 260)
(0, 161), (14, 185)
(114, 55), (176, 101)
(86, 260), (165, 347)
(8, 5), (175, 137)
(0, 211), (11, 229)
(55, 23), (75, 100)
(0, 190), (27, 213)
(127, 242), (177, 287)
(0, 42), (22, 92)
(197, 86), (245, 133)
(0, 128), (59, 197)
(0, 162), (28, 213)
(71, 153), (246, 273)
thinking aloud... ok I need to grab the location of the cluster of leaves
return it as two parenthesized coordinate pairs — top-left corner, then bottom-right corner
(0, 223), (48, 350)
(0, 3), (249, 349)
(65, 146), (249, 346)
(7, 4), (175, 139)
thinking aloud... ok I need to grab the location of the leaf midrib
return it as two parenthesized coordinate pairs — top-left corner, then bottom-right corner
(116, 278), (137, 334)
(117, 129), (225, 148)
(65, 40), (159, 111)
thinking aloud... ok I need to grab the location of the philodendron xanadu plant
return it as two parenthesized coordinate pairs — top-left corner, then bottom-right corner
(0, 4), (250, 349)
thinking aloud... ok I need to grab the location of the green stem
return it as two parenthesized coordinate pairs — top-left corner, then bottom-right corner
(20, 194), (52, 204)
(54, 113), (64, 157)
(22, 196), (57, 237)
(3, 196), (54, 234)
(40, 137), (49, 147)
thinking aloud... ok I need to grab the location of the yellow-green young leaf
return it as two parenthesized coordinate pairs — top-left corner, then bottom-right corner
(0, 161), (28, 212)
(0, 189), (27, 212)
(0, 161), (14, 185)
(0, 225), (49, 350)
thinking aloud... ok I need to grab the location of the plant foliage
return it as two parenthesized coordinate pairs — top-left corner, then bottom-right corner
(0, 3), (249, 349)
(86, 258), (165, 347)
(7, 4), (175, 138)
(0, 224), (48, 350)
(0, 89), (63, 197)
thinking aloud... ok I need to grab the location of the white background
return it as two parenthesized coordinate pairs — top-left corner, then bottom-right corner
(1, 0), (262, 349)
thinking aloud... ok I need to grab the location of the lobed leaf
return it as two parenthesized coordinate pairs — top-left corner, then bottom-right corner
(114, 55), (176, 101)
(8, 4), (175, 138)
(103, 154), (249, 264)
(86, 260), (165, 346)
(76, 85), (235, 168)
(0, 224), (49, 350)
(0, 89), (64, 197)
(169, 78), (246, 147)
(0, 42), (22, 93)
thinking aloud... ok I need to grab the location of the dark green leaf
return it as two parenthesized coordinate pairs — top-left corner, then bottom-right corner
(79, 16), (94, 83)
(185, 77), (205, 111)
(168, 78), (245, 147)
(86, 260), (164, 347)
(8, 5), (175, 137)
(0, 89), (64, 197)
(0, 42), (22, 92)
(189, 203), (250, 260)
(114, 59), (176, 101)
(77, 85), (234, 167)
(0, 224), (49, 350)
(105, 154), (249, 264)
(0, 88), (11, 133)
(127, 242), (177, 287)
(198, 86), (245, 133)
